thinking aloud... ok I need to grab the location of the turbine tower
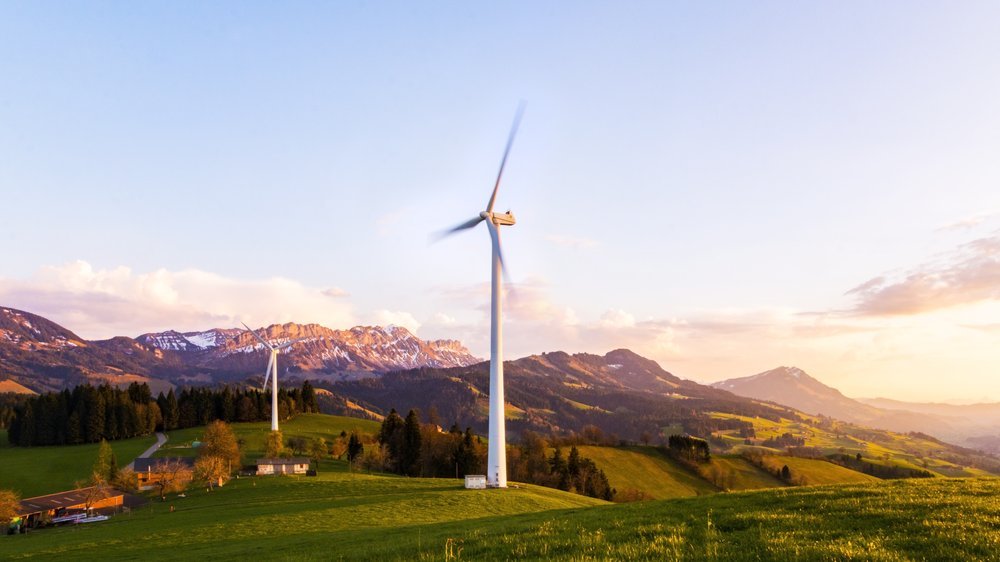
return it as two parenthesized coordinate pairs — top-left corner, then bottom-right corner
(242, 323), (304, 432)
(439, 105), (524, 488)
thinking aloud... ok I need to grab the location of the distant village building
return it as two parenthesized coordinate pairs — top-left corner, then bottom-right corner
(134, 457), (196, 490)
(464, 475), (487, 489)
(256, 457), (310, 475)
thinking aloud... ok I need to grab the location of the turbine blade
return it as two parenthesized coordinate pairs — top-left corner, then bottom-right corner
(486, 102), (526, 213)
(496, 234), (513, 287)
(262, 352), (274, 392)
(242, 322), (274, 350)
(488, 221), (513, 287)
(432, 216), (485, 242)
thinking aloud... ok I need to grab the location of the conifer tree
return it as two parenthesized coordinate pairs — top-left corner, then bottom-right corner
(401, 409), (422, 476)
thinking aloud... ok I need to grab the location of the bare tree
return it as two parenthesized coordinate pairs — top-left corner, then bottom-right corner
(151, 459), (193, 501)
(195, 456), (230, 489)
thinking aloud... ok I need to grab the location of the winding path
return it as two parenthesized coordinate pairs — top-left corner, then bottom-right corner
(126, 431), (168, 469)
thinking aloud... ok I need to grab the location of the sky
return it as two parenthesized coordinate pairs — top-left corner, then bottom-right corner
(3, 2), (1000, 402)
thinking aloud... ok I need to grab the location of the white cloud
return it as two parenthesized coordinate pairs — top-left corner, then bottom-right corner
(0, 260), (356, 339)
(545, 233), (600, 251)
(322, 287), (350, 298)
(432, 312), (457, 325)
(371, 309), (421, 334)
(846, 232), (1000, 315)
(936, 212), (999, 232)
(599, 308), (636, 328)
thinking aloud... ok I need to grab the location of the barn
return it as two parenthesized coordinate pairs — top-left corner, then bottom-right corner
(13, 487), (125, 531)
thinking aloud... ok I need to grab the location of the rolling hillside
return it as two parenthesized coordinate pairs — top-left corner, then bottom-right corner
(573, 445), (717, 499)
(0, 466), (996, 560)
(153, 413), (381, 459)
(712, 366), (999, 450)
(0, 430), (158, 497)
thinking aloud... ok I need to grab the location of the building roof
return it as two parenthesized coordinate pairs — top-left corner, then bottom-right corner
(256, 457), (311, 465)
(133, 456), (196, 472)
(18, 487), (124, 516)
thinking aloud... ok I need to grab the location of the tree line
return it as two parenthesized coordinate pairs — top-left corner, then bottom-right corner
(6, 381), (320, 446)
(367, 410), (614, 501)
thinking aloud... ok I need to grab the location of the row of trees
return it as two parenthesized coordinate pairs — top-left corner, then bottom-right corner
(158, 383), (318, 431)
(664, 434), (712, 465)
(368, 411), (615, 501)
(7, 384), (161, 446)
(370, 409), (487, 479)
(507, 431), (615, 500)
(6, 381), (319, 447)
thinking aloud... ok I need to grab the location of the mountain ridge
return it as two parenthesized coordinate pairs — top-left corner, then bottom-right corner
(712, 366), (998, 452)
(0, 306), (480, 393)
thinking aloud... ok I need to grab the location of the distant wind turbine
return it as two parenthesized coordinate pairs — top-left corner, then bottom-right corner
(241, 322), (305, 432)
(437, 104), (525, 488)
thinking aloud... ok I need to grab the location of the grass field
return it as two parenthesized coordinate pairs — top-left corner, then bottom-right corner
(1, 466), (997, 560)
(154, 413), (382, 459)
(0, 430), (158, 497)
(708, 456), (787, 490)
(575, 445), (717, 499)
(760, 455), (880, 486)
(0, 465), (605, 560)
(708, 412), (990, 478)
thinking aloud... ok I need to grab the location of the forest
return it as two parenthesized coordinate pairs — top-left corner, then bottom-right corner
(5, 381), (320, 446)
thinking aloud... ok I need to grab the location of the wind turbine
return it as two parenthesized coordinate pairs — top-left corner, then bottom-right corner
(241, 322), (305, 432)
(438, 105), (524, 488)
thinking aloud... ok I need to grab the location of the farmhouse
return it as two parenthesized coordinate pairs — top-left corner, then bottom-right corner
(15, 486), (125, 530)
(134, 457), (196, 490)
(256, 457), (310, 475)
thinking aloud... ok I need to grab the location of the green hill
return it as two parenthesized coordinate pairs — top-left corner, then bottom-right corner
(1, 465), (996, 560)
(757, 455), (880, 486)
(0, 430), (158, 497)
(574, 445), (717, 499)
(707, 456), (787, 490)
(0, 466), (605, 560)
(153, 413), (381, 459)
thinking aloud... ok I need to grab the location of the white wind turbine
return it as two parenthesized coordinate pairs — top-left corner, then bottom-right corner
(241, 322), (305, 432)
(438, 105), (524, 488)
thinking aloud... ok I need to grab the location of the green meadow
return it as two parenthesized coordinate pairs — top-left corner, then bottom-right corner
(1, 466), (997, 560)
(0, 430), (158, 497)
(152, 413), (381, 459)
(574, 445), (717, 498)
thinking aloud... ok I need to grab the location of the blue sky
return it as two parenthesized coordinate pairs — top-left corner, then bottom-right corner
(3, 2), (1000, 401)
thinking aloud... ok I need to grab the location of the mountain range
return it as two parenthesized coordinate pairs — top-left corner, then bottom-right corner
(3, 306), (998, 462)
(713, 367), (1000, 453)
(0, 306), (479, 394)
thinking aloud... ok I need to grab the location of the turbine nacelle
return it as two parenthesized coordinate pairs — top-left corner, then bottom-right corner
(481, 210), (516, 226)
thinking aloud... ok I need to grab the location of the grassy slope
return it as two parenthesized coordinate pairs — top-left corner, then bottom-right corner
(575, 445), (717, 499)
(153, 413), (381, 459)
(763, 455), (880, 486)
(709, 456), (787, 490)
(2, 470), (997, 560)
(0, 466), (605, 560)
(710, 412), (988, 477)
(0, 431), (158, 497)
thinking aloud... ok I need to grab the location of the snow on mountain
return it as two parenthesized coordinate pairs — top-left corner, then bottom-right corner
(139, 322), (481, 375)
